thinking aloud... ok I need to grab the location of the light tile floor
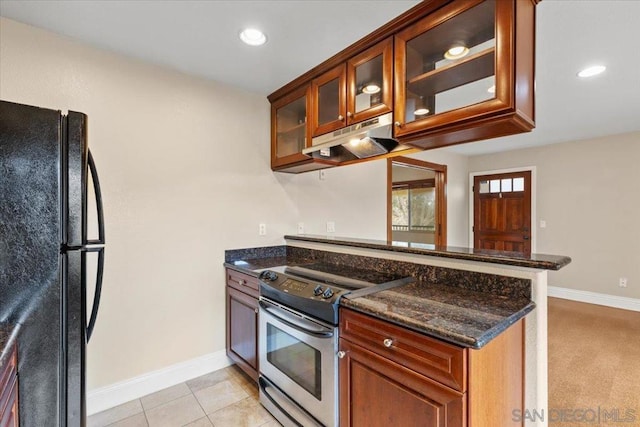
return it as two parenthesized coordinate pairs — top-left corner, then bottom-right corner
(88, 365), (281, 427)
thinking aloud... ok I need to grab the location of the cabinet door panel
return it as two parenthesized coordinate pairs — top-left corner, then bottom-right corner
(312, 64), (346, 136)
(226, 286), (258, 380)
(340, 339), (465, 427)
(271, 84), (313, 169)
(347, 37), (393, 124)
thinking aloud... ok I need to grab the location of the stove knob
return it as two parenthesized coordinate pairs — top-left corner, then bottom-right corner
(322, 288), (334, 299)
(313, 285), (324, 296)
(267, 271), (278, 281)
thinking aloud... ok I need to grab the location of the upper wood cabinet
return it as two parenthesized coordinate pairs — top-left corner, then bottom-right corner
(312, 37), (394, 137)
(394, 0), (535, 148)
(271, 84), (312, 169)
(268, 0), (536, 172)
(347, 37), (394, 126)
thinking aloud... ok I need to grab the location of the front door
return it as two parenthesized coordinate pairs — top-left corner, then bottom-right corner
(473, 171), (531, 254)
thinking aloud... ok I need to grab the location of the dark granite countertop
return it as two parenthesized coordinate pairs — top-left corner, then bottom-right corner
(285, 234), (571, 271)
(0, 323), (20, 367)
(224, 250), (534, 349)
(341, 281), (534, 349)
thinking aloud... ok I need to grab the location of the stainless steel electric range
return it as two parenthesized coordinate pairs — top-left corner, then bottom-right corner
(256, 264), (413, 427)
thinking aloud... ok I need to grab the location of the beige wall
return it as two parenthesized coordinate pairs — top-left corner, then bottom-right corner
(0, 18), (301, 389)
(291, 148), (470, 247)
(469, 132), (640, 299)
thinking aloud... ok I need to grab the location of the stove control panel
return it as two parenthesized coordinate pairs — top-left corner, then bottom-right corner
(258, 270), (345, 303)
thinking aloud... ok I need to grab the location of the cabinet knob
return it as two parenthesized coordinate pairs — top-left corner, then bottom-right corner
(383, 338), (393, 348)
(394, 121), (402, 128)
(337, 351), (347, 359)
(254, 308), (258, 314)
(338, 114), (344, 121)
(346, 111), (353, 118)
(238, 279), (246, 286)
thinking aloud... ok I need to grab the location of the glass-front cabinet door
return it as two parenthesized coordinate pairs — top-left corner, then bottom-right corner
(394, 0), (510, 138)
(346, 37), (393, 125)
(271, 84), (312, 168)
(311, 64), (346, 137)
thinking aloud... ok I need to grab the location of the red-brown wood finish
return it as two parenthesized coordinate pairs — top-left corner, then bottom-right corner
(311, 64), (347, 137)
(339, 307), (525, 427)
(339, 338), (466, 427)
(473, 171), (531, 254)
(271, 84), (314, 170)
(225, 269), (259, 382)
(346, 37), (394, 125)
(394, 0), (536, 150)
(0, 343), (18, 427)
(340, 302), (465, 392)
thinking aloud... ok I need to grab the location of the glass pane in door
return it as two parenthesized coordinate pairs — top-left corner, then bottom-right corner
(276, 95), (307, 158)
(317, 78), (340, 126)
(266, 324), (321, 399)
(354, 54), (384, 113)
(404, 0), (496, 123)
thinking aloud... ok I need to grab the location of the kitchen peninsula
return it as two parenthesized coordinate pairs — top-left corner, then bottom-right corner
(225, 235), (570, 426)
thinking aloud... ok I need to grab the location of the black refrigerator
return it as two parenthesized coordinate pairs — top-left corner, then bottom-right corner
(0, 100), (105, 426)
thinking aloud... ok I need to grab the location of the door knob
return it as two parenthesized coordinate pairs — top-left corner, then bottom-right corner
(523, 236), (530, 240)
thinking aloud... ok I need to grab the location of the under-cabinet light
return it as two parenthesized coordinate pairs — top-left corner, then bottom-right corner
(414, 96), (429, 116)
(239, 28), (267, 46)
(444, 45), (469, 60)
(362, 84), (381, 94)
(577, 65), (606, 78)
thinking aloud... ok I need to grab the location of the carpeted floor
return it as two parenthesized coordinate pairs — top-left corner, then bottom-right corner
(548, 297), (640, 426)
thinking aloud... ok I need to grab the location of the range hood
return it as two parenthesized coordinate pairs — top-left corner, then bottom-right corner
(303, 112), (405, 162)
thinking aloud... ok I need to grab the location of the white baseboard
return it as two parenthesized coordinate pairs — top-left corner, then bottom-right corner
(548, 286), (640, 312)
(87, 350), (232, 416)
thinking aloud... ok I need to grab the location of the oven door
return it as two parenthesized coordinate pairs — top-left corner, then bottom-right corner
(258, 298), (338, 427)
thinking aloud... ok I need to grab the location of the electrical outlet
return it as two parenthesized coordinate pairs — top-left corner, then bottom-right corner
(326, 221), (335, 233)
(259, 223), (266, 236)
(297, 222), (305, 234)
(619, 277), (628, 288)
(540, 220), (547, 228)
(319, 170), (326, 181)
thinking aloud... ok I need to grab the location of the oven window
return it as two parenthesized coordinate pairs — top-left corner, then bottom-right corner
(266, 324), (322, 400)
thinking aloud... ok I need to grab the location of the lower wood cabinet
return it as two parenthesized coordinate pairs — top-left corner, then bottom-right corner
(1, 342), (19, 427)
(339, 308), (524, 427)
(225, 268), (259, 382)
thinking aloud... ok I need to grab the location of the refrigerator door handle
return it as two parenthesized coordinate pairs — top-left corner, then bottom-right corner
(86, 149), (105, 342)
(87, 247), (104, 342)
(86, 149), (105, 246)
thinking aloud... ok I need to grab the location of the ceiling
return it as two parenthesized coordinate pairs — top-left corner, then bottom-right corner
(1, 0), (639, 156)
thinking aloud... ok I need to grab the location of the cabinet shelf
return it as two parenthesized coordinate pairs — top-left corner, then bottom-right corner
(277, 121), (306, 135)
(408, 47), (495, 96)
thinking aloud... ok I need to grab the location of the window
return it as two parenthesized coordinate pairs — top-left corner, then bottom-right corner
(392, 180), (435, 232)
(478, 176), (525, 194)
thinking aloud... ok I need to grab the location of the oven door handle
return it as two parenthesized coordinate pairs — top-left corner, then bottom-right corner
(259, 300), (334, 338)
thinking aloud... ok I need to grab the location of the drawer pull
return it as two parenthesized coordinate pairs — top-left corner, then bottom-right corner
(238, 279), (246, 286)
(383, 338), (393, 348)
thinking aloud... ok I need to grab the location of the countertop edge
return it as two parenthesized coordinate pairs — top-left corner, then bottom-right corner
(285, 235), (571, 271)
(340, 298), (535, 349)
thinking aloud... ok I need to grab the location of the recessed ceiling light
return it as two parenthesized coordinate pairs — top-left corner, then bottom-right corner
(487, 85), (495, 94)
(577, 65), (606, 78)
(362, 84), (381, 94)
(444, 45), (469, 60)
(239, 28), (267, 46)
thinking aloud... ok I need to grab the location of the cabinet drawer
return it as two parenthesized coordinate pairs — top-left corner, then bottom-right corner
(227, 268), (259, 297)
(340, 308), (467, 392)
